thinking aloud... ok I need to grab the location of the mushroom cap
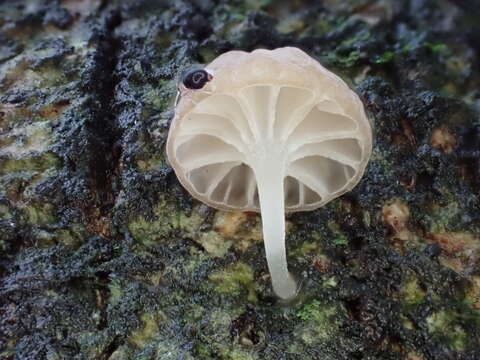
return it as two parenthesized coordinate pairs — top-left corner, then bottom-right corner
(167, 47), (372, 213)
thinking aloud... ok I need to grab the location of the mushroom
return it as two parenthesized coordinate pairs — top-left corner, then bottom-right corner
(167, 47), (372, 299)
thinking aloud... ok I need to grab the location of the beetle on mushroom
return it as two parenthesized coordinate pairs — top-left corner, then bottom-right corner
(175, 67), (213, 106)
(167, 47), (372, 299)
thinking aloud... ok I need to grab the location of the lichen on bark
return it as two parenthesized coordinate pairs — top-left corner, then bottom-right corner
(1, 0), (480, 359)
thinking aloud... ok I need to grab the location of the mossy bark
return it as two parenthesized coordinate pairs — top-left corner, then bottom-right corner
(1, 0), (480, 359)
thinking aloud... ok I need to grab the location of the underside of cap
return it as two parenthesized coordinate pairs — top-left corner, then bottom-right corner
(167, 47), (372, 213)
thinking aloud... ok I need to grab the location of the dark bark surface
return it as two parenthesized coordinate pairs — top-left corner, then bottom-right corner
(1, 0), (480, 359)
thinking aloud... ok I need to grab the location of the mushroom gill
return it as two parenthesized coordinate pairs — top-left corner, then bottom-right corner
(167, 47), (372, 299)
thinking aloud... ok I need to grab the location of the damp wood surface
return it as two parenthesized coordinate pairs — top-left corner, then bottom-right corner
(0, 0), (480, 359)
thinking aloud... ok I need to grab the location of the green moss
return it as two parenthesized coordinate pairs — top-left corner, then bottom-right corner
(328, 221), (349, 247)
(424, 42), (448, 54)
(327, 50), (361, 68)
(297, 300), (324, 321)
(209, 263), (256, 302)
(374, 51), (395, 64)
(332, 233), (348, 247)
(296, 300), (340, 344)
(341, 31), (371, 48)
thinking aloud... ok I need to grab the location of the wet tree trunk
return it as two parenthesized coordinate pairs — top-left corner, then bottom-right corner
(1, 1), (480, 359)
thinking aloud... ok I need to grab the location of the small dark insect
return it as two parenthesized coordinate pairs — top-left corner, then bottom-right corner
(181, 68), (212, 90)
(175, 68), (213, 106)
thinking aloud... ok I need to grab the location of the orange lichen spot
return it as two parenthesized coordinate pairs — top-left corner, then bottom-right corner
(382, 200), (417, 251)
(426, 232), (480, 273)
(37, 100), (70, 120)
(213, 211), (262, 251)
(313, 254), (331, 273)
(466, 276), (480, 310)
(382, 200), (410, 234)
(430, 126), (456, 153)
(214, 211), (249, 239)
(0, 103), (33, 131)
(426, 232), (477, 255)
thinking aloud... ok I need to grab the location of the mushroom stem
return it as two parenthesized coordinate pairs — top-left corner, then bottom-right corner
(255, 163), (297, 299)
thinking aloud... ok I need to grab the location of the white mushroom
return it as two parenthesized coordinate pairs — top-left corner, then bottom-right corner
(167, 47), (372, 299)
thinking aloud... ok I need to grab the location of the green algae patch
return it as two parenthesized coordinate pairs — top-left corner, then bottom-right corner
(129, 311), (165, 348)
(426, 310), (469, 351)
(136, 154), (165, 172)
(217, 346), (259, 360)
(0, 122), (51, 156)
(128, 198), (203, 246)
(197, 46), (219, 64)
(0, 151), (61, 175)
(426, 193), (462, 233)
(143, 80), (176, 110)
(190, 307), (254, 359)
(465, 276), (480, 310)
(276, 14), (306, 35)
(24, 201), (55, 225)
(296, 300), (341, 345)
(53, 228), (84, 247)
(291, 240), (321, 258)
(0, 203), (12, 220)
(327, 50), (361, 68)
(322, 276), (338, 288)
(400, 275), (426, 307)
(108, 279), (124, 306)
(327, 221), (349, 247)
(156, 341), (196, 360)
(209, 263), (256, 302)
(198, 231), (232, 258)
